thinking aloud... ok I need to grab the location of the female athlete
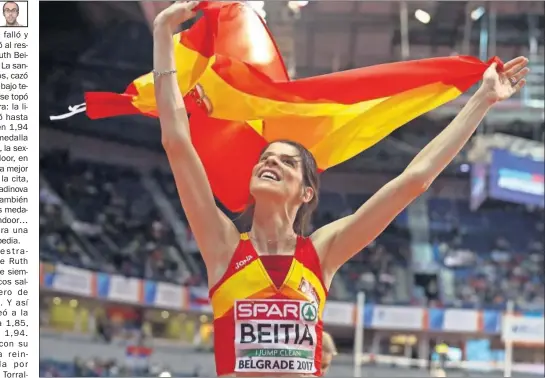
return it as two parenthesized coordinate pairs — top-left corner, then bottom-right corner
(153, 2), (528, 376)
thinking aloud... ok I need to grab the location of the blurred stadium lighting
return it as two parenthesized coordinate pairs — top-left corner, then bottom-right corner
(288, 1), (309, 11)
(287, 1), (309, 19)
(414, 9), (431, 24)
(471, 6), (485, 21)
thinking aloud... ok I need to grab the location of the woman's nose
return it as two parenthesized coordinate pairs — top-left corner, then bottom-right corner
(264, 155), (279, 166)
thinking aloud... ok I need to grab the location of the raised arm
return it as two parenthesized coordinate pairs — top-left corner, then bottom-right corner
(153, 2), (239, 273)
(312, 57), (529, 281)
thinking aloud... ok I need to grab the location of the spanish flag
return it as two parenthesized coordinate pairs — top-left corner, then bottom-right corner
(81, 1), (499, 212)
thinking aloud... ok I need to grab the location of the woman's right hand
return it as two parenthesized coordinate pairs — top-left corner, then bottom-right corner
(153, 1), (199, 31)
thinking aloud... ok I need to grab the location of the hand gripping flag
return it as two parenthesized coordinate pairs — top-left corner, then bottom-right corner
(50, 1), (502, 212)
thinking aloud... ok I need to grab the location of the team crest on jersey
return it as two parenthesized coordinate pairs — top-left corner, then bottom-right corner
(298, 278), (320, 306)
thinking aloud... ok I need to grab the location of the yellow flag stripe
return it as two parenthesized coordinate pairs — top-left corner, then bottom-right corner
(127, 40), (463, 172)
(132, 36), (211, 114)
(310, 83), (462, 167)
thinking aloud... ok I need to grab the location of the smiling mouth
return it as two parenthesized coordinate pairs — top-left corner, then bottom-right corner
(259, 170), (280, 181)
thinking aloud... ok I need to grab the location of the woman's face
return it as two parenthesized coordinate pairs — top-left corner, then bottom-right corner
(249, 142), (305, 203)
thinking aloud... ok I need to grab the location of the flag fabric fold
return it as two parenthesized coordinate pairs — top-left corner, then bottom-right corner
(81, 1), (500, 212)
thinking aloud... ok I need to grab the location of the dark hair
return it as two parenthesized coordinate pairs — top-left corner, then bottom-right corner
(3, 2), (18, 12)
(238, 140), (320, 236)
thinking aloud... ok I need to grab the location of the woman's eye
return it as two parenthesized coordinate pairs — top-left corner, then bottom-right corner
(282, 159), (295, 166)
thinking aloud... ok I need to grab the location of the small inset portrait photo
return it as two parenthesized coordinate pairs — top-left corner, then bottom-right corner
(2, 1), (27, 27)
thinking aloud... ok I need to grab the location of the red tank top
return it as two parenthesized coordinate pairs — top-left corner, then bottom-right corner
(260, 255), (293, 288)
(209, 233), (328, 376)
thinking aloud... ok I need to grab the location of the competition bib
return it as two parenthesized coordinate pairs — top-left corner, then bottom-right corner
(234, 299), (318, 374)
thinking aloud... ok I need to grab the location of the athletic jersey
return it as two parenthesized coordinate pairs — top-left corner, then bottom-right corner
(260, 255), (293, 288)
(209, 233), (328, 376)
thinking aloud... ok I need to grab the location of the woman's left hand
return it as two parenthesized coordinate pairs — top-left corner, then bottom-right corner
(479, 56), (529, 104)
